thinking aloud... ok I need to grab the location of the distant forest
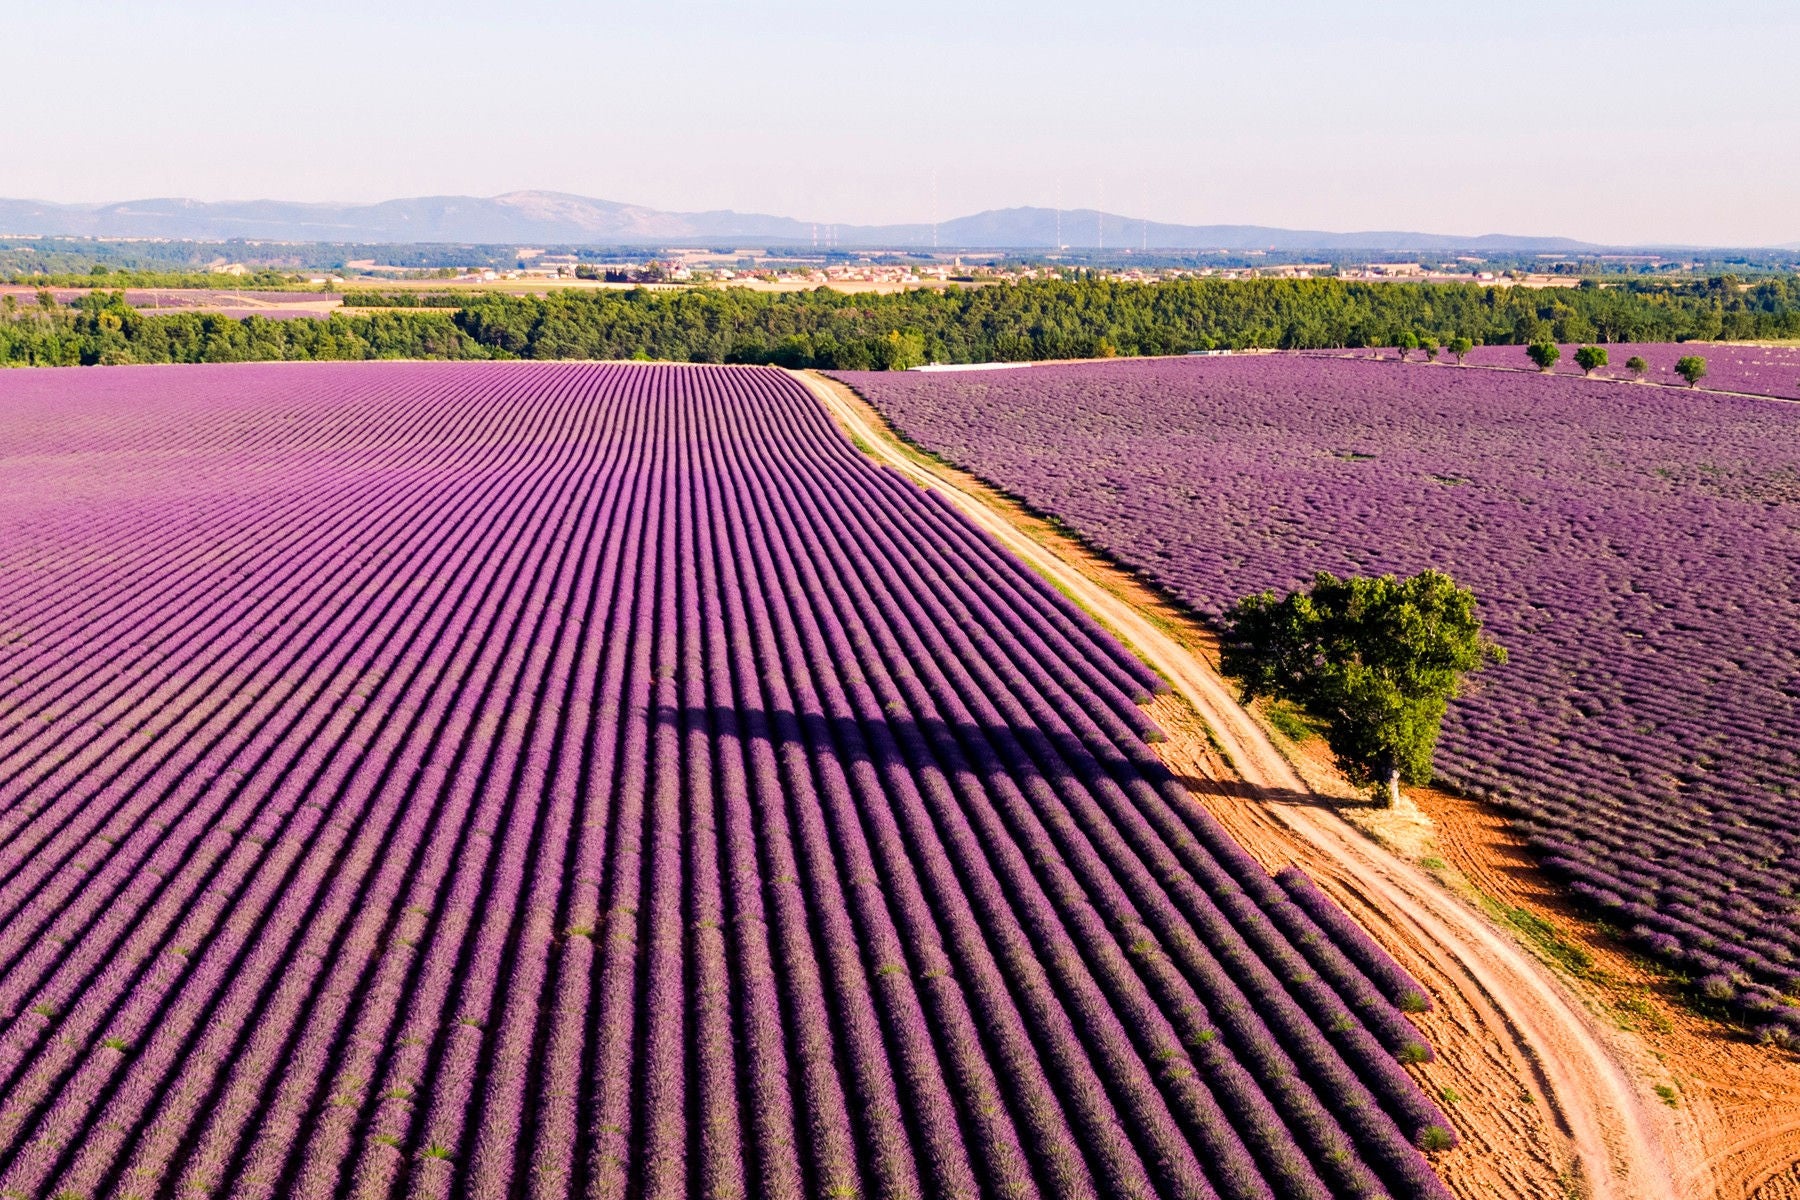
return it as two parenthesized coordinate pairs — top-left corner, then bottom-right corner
(4, 276), (1797, 368)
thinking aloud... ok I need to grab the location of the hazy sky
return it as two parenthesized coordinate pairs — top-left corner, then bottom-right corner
(9, 0), (1797, 246)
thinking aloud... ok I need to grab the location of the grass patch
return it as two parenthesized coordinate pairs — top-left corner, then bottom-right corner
(1263, 700), (1316, 743)
(1474, 894), (1597, 980)
(1609, 993), (1674, 1035)
(1654, 1082), (1680, 1107)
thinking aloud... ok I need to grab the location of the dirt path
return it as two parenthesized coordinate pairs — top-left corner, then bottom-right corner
(799, 369), (1707, 1200)
(1414, 785), (1800, 1200)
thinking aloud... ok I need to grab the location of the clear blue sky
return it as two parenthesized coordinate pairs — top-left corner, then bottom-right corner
(10, 0), (1797, 246)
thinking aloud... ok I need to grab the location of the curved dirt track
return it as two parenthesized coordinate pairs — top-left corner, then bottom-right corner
(1414, 787), (1800, 1200)
(800, 369), (1698, 1200)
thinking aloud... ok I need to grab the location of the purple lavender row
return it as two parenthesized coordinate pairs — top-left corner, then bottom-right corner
(706, 418), (871, 1200)
(726, 415), (955, 1200)
(529, 381), (673, 1200)
(114, 369), (619, 1200)
(725, 377), (1174, 1199)
(730, 370), (1123, 1194)
(0, 370), (586, 1086)
(0, 367), (618, 1199)
(0, 367), (563, 964)
(0, 366), (538, 785)
(707, 388), (1089, 1198)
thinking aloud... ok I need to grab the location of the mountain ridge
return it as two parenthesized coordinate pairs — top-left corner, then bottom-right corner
(0, 190), (1723, 251)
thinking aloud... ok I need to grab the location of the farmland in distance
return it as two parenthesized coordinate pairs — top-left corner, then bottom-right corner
(838, 355), (1800, 1043)
(0, 362), (1453, 1200)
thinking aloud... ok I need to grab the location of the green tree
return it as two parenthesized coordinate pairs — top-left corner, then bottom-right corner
(1675, 354), (1708, 387)
(870, 329), (926, 370)
(1527, 341), (1561, 372)
(1574, 345), (1608, 376)
(1221, 570), (1506, 806)
(1447, 335), (1472, 364)
(1420, 335), (1439, 362)
(1395, 330), (1419, 361)
(1625, 355), (1648, 379)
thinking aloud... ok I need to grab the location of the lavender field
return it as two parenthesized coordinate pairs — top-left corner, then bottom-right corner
(840, 356), (1800, 1041)
(1317, 341), (1800, 401)
(1459, 341), (1800, 399)
(0, 361), (1452, 1200)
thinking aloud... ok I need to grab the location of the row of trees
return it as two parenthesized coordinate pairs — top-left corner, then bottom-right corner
(1393, 332), (1475, 362)
(1524, 342), (1708, 385)
(446, 277), (1800, 365)
(0, 292), (480, 366)
(2, 265), (312, 289)
(4, 277), (1795, 368)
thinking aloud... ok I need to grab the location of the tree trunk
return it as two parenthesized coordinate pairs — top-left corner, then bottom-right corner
(1384, 766), (1402, 808)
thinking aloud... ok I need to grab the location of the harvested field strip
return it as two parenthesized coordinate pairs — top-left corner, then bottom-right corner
(0, 361), (1447, 1199)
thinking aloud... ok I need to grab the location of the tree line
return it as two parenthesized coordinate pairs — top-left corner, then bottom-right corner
(4, 276), (1797, 368)
(0, 292), (480, 367)
(2, 267), (313, 290)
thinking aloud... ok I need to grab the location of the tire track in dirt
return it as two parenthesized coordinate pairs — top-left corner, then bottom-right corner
(802, 368), (1701, 1200)
(1416, 785), (1800, 1200)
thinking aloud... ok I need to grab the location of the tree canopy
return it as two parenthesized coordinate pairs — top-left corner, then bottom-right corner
(1675, 354), (1709, 387)
(1220, 570), (1506, 806)
(1574, 344), (1608, 375)
(6, 275), (1800, 369)
(1527, 341), (1561, 371)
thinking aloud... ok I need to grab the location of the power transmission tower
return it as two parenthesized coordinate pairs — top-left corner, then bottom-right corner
(932, 169), (939, 251)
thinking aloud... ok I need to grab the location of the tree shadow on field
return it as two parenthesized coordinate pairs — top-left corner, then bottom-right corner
(1172, 769), (1378, 815)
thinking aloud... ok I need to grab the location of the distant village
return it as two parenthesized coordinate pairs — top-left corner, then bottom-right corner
(310, 247), (1661, 294)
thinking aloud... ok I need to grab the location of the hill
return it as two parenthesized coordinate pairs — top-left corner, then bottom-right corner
(0, 191), (1606, 252)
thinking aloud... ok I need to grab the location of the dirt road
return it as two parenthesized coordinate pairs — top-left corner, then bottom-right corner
(799, 369), (1700, 1200)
